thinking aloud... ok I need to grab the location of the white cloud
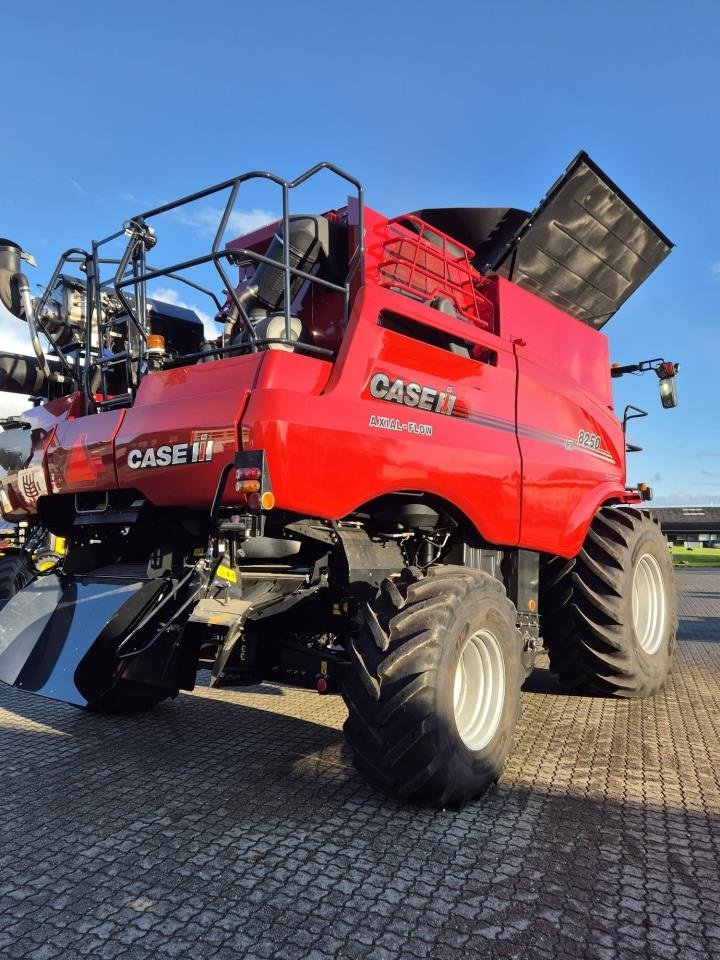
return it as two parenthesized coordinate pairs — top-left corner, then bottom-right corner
(177, 206), (276, 240)
(150, 286), (218, 338)
(0, 391), (28, 420)
(652, 490), (720, 506)
(118, 192), (136, 203)
(711, 261), (720, 278)
(70, 179), (87, 196)
(227, 208), (276, 237)
(0, 304), (31, 355)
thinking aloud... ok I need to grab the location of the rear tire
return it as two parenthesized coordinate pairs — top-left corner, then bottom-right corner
(540, 506), (677, 697)
(341, 566), (523, 808)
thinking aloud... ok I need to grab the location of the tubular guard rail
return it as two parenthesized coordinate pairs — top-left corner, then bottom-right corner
(30, 163), (364, 413)
(378, 215), (495, 331)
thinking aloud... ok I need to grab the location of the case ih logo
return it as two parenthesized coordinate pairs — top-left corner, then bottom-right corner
(369, 373), (456, 416)
(127, 435), (214, 470)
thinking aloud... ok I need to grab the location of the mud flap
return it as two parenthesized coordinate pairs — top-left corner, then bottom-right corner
(0, 574), (147, 707)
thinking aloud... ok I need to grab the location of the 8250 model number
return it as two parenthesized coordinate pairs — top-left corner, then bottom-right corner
(577, 429), (601, 450)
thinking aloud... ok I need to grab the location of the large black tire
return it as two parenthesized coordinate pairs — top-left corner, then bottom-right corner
(341, 565), (524, 808)
(0, 553), (34, 610)
(540, 505), (677, 697)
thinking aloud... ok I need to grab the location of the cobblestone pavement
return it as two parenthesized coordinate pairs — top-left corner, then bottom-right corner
(1, 569), (719, 960)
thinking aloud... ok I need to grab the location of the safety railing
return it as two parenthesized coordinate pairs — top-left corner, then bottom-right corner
(69, 162), (364, 410)
(377, 215), (494, 331)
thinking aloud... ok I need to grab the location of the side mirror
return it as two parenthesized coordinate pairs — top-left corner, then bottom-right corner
(656, 361), (679, 409)
(659, 376), (677, 408)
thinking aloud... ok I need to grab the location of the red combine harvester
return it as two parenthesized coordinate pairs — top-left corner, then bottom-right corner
(0, 153), (679, 806)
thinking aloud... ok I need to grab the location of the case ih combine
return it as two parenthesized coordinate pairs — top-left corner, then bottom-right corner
(0, 153), (678, 806)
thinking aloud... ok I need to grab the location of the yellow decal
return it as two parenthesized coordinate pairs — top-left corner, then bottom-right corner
(216, 564), (237, 584)
(52, 536), (67, 555)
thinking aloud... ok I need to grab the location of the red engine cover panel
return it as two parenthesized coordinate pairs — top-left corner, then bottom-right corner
(114, 354), (264, 508)
(48, 409), (125, 494)
(242, 284), (523, 547)
(499, 279), (625, 554)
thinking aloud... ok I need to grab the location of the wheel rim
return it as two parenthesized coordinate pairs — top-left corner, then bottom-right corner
(632, 553), (667, 655)
(453, 629), (505, 752)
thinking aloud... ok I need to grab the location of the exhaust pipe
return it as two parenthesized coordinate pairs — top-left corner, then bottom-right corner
(0, 238), (71, 387)
(0, 238), (25, 319)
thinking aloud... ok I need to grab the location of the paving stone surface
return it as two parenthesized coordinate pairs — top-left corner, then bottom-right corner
(1, 568), (719, 959)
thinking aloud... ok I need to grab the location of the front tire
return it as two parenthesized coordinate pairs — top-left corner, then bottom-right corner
(341, 566), (524, 808)
(540, 506), (677, 697)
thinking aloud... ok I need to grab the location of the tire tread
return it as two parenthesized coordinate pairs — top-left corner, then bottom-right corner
(342, 566), (523, 806)
(540, 506), (677, 697)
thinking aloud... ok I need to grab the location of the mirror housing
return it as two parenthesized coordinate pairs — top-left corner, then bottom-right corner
(656, 360), (679, 409)
(659, 376), (678, 408)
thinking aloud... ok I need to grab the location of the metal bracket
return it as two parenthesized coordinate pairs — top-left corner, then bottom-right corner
(622, 404), (648, 435)
(333, 525), (405, 593)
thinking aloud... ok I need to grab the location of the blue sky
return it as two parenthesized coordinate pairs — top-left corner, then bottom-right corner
(1, 0), (717, 504)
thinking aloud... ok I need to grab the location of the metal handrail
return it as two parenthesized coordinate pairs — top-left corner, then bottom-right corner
(34, 162), (364, 411)
(107, 162), (363, 395)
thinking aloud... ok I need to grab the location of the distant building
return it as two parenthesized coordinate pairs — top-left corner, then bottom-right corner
(643, 506), (720, 548)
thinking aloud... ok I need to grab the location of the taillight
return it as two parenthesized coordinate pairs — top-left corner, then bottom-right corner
(237, 480), (260, 494)
(235, 466), (261, 494)
(233, 452), (274, 511)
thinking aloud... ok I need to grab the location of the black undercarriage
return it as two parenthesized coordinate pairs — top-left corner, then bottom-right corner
(1, 482), (542, 708)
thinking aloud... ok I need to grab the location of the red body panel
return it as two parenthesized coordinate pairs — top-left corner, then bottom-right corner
(0, 205), (629, 558)
(114, 355), (260, 508)
(496, 281), (626, 555)
(244, 284), (522, 545)
(0, 394), (77, 517)
(48, 410), (125, 494)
